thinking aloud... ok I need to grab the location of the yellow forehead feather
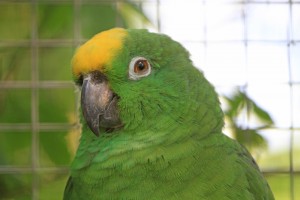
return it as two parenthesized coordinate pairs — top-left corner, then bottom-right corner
(72, 28), (127, 78)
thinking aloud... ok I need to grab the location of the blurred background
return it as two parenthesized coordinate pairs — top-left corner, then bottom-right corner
(0, 0), (299, 199)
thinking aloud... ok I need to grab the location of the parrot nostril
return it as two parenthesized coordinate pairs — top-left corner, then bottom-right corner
(90, 71), (107, 84)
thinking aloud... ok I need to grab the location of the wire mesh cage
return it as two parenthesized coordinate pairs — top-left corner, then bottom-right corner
(0, 0), (299, 199)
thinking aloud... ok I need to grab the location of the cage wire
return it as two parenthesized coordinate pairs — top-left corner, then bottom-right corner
(0, 0), (299, 199)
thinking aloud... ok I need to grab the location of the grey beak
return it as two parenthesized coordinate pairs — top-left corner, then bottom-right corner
(81, 71), (122, 136)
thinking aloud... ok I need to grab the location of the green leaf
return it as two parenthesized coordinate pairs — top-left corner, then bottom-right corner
(233, 126), (268, 151)
(222, 89), (274, 152)
(252, 100), (274, 125)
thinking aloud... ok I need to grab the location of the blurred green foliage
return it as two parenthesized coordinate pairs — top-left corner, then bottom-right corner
(260, 149), (300, 200)
(266, 174), (300, 200)
(38, 5), (73, 39)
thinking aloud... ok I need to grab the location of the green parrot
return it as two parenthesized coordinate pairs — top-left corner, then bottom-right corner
(64, 28), (274, 199)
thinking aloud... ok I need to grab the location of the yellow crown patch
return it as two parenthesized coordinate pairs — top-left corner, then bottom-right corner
(72, 28), (127, 78)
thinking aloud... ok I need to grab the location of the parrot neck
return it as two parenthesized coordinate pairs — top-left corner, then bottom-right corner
(72, 116), (223, 171)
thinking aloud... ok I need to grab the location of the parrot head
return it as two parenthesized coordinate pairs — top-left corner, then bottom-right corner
(72, 28), (223, 139)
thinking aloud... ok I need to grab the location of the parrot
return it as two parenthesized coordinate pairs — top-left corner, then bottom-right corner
(64, 28), (274, 200)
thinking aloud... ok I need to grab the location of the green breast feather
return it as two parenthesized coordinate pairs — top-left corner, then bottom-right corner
(64, 28), (274, 200)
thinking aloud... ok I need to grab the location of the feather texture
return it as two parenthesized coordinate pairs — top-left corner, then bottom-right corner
(64, 28), (274, 200)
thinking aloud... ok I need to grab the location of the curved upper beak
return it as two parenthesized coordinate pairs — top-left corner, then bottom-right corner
(81, 71), (122, 136)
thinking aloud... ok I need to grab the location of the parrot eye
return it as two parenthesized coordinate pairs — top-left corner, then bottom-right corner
(129, 57), (151, 80)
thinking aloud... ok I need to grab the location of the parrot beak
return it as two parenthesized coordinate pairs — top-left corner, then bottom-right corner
(81, 71), (122, 136)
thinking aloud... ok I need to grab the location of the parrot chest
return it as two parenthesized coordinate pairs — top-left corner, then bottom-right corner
(72, 145), (236, 199)
(68, 135), (273, 200)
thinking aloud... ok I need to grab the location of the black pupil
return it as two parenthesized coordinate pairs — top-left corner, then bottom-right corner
(137, 61), (145, 71)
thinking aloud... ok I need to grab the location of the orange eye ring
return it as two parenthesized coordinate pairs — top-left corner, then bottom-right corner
(129, 57), (151, 80)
